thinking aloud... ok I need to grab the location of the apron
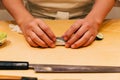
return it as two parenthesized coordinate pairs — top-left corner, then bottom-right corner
(26, 0), (94, 19)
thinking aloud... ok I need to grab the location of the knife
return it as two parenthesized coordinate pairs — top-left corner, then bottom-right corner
(0, 75), (37, 80)
(0, 61), (120, 73)
(0, 75), (81, 80)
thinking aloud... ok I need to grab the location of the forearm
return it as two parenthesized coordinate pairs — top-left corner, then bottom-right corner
(85, 0), (115, 25)
(2, 0), (34, 25)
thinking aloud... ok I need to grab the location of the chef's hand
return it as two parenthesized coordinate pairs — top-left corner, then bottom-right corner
(62, 19), (100, 49)
(20, 18), (56, 48)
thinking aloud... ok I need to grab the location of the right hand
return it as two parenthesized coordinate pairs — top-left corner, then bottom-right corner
(19, 18), (56, 48)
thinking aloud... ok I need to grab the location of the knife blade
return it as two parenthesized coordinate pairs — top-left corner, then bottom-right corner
(0, 75), (37, 80)
(0, 61), (120, 73)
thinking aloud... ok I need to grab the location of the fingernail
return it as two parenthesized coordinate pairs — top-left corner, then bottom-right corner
(53, 37), (56, 42)
(71, 45), (78, 49)
(71, 45), (75, 49)
(65, 44), (70, 48)
(43, 45), (48, 48)
(51, 44), (55, 48)
(64, 37), (68, 41)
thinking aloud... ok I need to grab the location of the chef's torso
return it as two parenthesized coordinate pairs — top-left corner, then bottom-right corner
(26, 0), (94, 19)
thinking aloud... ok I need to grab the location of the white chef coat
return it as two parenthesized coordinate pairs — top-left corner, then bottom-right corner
(26, 0), (94, 19)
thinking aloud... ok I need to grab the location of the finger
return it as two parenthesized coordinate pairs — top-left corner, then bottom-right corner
(71, 31), (91, 49)
(37, 19), (56, 42)
(28, 31), (48, 47)
(65, 23), (89, 48)
(83, 36), (95, 47)
(33, 25), (55, 48)
(26, 37), (39, 47)
(63, 21), (82, 41)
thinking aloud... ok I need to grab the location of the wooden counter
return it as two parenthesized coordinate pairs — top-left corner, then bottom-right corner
(0, 19), (120, 80)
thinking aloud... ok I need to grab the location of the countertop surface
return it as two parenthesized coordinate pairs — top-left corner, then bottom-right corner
(0, 19), (120, 80)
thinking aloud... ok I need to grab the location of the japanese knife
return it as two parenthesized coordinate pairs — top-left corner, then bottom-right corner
(0, 75), (37, 80)
(0, 61), (120, 73)
(0, 75), (81, 80)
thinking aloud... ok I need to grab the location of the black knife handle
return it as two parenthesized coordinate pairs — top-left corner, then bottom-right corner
(21, 77), (37, 80)
(0, 61), (29, 70)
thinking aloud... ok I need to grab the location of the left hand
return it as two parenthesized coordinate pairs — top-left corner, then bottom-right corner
(62, 19), (100, 49)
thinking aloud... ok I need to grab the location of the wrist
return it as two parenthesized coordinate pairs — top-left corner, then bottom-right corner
(85, 15), (103, 26)
(16, 15), (34, 27)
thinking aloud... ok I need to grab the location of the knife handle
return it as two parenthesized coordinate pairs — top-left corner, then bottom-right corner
(0, 75), (37, 80)
(0, 61), (29, 70)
